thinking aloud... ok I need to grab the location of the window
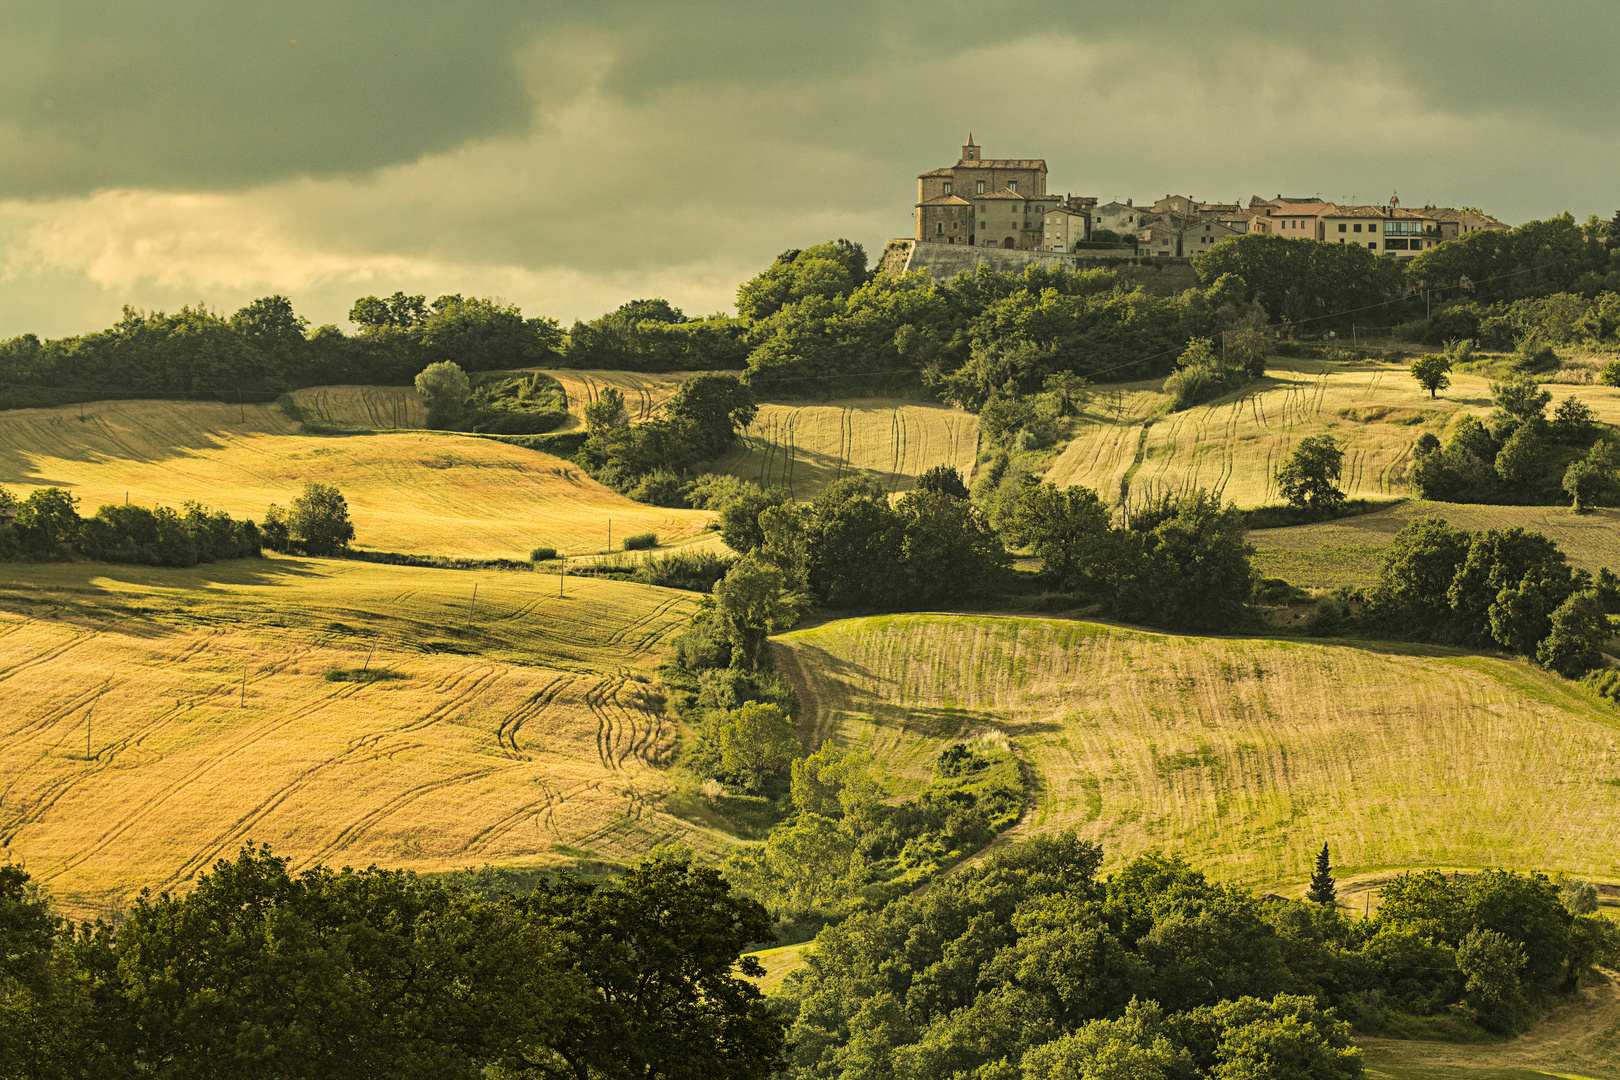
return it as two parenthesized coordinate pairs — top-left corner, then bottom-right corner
(943, 182), (952, 195)
(1008, 181), (1018, 192)
(936, 223), (943, 234)
(1338, 224), (1346, 232)
(1368, 241), (1377, 249)
(976, 181), (986, 194)
(1353, 224), (1362, 233)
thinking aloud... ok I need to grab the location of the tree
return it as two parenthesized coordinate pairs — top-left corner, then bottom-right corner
(583, 386), (628, 433)
(261, 504), (290, 553)
(895, 488), (1012, 606)
(916, 464), (970, 500)
(790, 739), (880, 820)
(1564, 443), (1617, 512)
(1551, 395), (1600, 445)
(717, 485), (789, 553)
(1276, 436), (1345, 513)
(1490, 373), (1552, 423)
(712, 556), (803, 672)
(719, 701), (799, 792)
(517, 855), (786, 1080)
(1535, 590), (1610, 677)
(12, 488), (80, 556)
(1307, 843), (1337, 907)
(1456, 928), (1528, 1033)
(663, 373), (758, 460)
(288, 482), (355, 555)
(1009, 482), (1114, 594)
(1042, 370), (1089, 415)
(415, 360), (471, 428)
(1409, 353), (1453, 398)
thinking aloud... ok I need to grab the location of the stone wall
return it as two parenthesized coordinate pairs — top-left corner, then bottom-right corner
(891, 242), (1200, 296)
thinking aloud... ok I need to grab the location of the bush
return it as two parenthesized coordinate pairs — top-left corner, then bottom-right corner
(529, 546), (558, 562)
(1512, 342), (1561, 374)
(1601, 358), (1620, 387)
(627, 470), (686, 507)
(622, 532), (657, 551)
(1584, 668), (1620, 705)
(287, 482), (355, 555)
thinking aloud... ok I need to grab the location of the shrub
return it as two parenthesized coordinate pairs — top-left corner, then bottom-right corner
(1585, 668), (1620, 705)
(287, 482), (355, 555)
(414, 360), (471, 427)
(1303, 596), (1348, 637)
(529, 546), (558, 562)
(622, 532), (657, 551)
(1602, 358), (1620, 388)
(627, 470), (686, 507)
(1512, 342), (1561, 375)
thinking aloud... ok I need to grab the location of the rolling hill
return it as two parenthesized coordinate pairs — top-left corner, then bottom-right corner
(773, 611), (1620, 894)
(0, 398), (712, 558)
(0, 556), (721, 918)
(1047, 358), (1620, 509)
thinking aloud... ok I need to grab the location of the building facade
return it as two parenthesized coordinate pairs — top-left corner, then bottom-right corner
(1042, 204), (1091, 251)
(917, 136), (1073, 249)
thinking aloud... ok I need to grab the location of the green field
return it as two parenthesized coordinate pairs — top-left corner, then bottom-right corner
(773, 612), (1620, 894)
(1252, 501), (1620, 588)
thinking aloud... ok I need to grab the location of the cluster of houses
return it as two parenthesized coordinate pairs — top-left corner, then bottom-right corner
(913, 135), (1509, 261)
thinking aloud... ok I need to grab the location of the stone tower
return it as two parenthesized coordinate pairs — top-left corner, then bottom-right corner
(961, 133), (979, 162)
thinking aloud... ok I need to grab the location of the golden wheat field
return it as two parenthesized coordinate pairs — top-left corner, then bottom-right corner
(0, 557), (721, 918)
(0, 398), (712, 557)
(1047, 359), (1620, 509)
(1252, 501), (1620, 588)
(774, 612), (1620, 894)
(713, 399), (981, 497)
(290, 384), (425, 429)
(536, 369), (695, 430)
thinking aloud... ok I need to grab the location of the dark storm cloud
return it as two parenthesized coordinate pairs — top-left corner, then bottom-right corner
(6, 1), (1619, 199)
(0, 2), (535, 194)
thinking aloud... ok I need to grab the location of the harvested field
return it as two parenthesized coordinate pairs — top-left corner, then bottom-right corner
(289, 384), (425, 429)
(774, 612), (1620, 894)
(0, 557), (715, 917)
(537, 370), (695, 431)
(0, 398), (711, 557)
(714, 399), (980, 498)
(1252, 501), (1620, 588)
(1046, 359), (1620, 509)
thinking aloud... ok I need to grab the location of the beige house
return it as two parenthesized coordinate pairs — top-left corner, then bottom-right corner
(1152, 194), (1200, 216)
(916, 135), (1051, 246)
(1042, 205), (1092, 251)
(1320, 203), (1441, 258)
(1250, 202), (1334, 238)
(1093, 200), (1142, 235)
(1420, 206), (1511, 242)
(1182, 219), (1242, 253)
(974, 188), (1034, 249)
(1136, 222), (1183, 256)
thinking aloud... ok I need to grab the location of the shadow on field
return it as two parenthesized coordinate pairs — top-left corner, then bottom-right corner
(0, 401), (288, 481)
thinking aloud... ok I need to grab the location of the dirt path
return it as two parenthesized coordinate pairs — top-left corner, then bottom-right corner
(1360, 973), (1620, 1078)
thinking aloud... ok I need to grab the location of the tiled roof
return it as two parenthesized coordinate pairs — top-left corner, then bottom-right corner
(1045, 205), (1088, 216)
(954, 158), (1047, 170)
(916, 195), (973, 207)
(917, 168), (954, 178)
(975, 187), (1029, 201)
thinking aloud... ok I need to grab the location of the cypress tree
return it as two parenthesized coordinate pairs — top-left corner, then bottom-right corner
(1307, 842), (1337, 906)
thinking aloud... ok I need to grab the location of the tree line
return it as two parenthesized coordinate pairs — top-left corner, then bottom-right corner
(779, 831), (1611, 1080)
(0, 293), (563, 410)
(0, 481), (356, 565)
(0, 846), (784, 1080)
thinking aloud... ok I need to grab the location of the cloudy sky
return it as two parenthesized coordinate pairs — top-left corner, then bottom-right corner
(2, 1), (1617, 338)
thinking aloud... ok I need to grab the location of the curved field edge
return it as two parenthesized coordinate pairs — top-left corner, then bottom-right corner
(0, 558), (733, 918)
(0, 397), (712, 557)
(772, 612), (1620, 893)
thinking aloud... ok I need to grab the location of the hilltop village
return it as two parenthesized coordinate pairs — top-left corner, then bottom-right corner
(914, 133), (1510, 259)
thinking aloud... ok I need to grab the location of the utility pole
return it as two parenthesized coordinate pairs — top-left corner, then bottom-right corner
(86, 700), (92, 759)
(607, 518), (612, 553)
(241, 666), (247, 707)
(361, 641), (376, 674)
(559, 556), (565, 598)
(467, 583), (478, 629)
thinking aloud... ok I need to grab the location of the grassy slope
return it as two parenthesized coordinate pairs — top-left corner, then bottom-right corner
(1046, 359), (1620, 509)
(0, 398), (711, 558)
(774, 612), (1620, 895)
(0, 557), (730, 918)
(713, 399), (981, 499)
(289, 384), (426, 429)
(536, 369), (694, 431)
(1252, 500), (1620, 589)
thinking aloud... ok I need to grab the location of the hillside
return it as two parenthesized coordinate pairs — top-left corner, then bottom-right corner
(1047, 358), (1620, 508)
(773, 612), (1620, 893)
(1252, 499), (1620, 588)
(714, 398), (981, 498)
(537, 369), (693, 430)
(0, 398), (712, 557)
(0, 557), (721, 918)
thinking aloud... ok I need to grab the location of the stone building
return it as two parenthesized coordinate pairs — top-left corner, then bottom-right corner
(916, 135), (1065, 249)
(1042, 204), (1092, 252)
